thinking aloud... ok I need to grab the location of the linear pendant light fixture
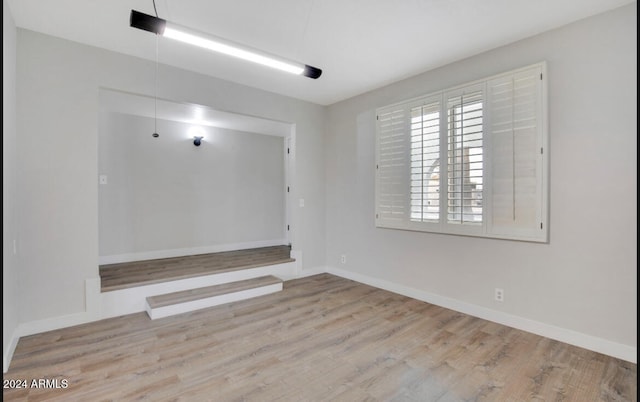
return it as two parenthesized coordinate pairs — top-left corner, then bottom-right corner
(130, 10), (322, 79)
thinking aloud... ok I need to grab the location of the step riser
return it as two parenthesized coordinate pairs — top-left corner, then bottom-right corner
(100, 262), (296, 320)
(146, 283), (283, 320)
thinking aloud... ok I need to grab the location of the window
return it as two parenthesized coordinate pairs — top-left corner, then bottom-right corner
(410, 99), (440, 223)
(375, 63), (548, 242)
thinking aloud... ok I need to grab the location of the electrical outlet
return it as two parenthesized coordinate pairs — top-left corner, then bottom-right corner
(340, 254), (346, 264)
(494, 288), (504, 302)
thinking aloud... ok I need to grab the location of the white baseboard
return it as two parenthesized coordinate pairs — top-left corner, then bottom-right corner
(4, 262), (310, 372)
(3, 328), (20, 373)
(11, 262), (301, 346)
(5, 278), (102, 372)
(15, 277), (102, 338)
(99, 239), (289, 265)
(295, 265), (328, 279)
(100, 262), (298, 319)
(326, 266), (637, 364)
(17, 311), (94, 338)
(7, 265), (633, 373)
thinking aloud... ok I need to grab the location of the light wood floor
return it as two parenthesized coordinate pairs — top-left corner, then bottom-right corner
(4, 274), (636, 401)
(99, 245), (294, 292)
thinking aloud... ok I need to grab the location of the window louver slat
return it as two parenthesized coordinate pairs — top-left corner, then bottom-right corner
(375, 62), (547, 242)
(488, 67), (542, 235)
(376, 108), (408, 223)
(410, 101), (440, 222)
(447, 90), (483, 225)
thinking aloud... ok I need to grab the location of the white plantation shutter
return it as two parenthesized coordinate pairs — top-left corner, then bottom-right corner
(376, 106), (409, 227)
(487, 65), (546, 241)
(375, 62), (548, 242)
(445, 86), (484, 226)
(409, 98), (441, 223)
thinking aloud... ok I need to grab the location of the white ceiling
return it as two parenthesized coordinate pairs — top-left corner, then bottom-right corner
(7, 0), (634, 105)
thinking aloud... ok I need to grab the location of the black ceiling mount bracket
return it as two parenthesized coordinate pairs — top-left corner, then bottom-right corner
(130, 10), (166, 35)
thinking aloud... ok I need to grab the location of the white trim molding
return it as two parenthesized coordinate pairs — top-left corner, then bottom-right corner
(6, 266), (633, 373)
(100, 262), (298, 319)
(326, 266), (637, 364)
(295, 265), (328, 279)
(16, 278), (102, 338)
(3, 328), (20, 373)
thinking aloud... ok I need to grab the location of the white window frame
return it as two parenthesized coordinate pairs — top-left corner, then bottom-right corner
(375, 62), (549, 242)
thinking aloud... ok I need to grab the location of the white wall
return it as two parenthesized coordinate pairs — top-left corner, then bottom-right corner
(326, 4), (636, 361)
(10, 2), (635, 366)
(16, 29), (326, 323)
(99, 112), (286, 259)
(3, 0), (20, 372)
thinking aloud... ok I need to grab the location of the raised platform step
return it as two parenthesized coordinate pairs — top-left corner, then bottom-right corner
(100, 245), (293, 292)
(145, 275), (283, 319)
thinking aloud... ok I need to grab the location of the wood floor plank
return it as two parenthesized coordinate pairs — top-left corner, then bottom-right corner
(147, 275), (282, 308)
(3, 274), (636, 401)
(99, 245), (293, 291)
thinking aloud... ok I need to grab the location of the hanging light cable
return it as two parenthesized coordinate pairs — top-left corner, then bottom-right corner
(130, 10), (322, 79)
(151, 0), (160, 138)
